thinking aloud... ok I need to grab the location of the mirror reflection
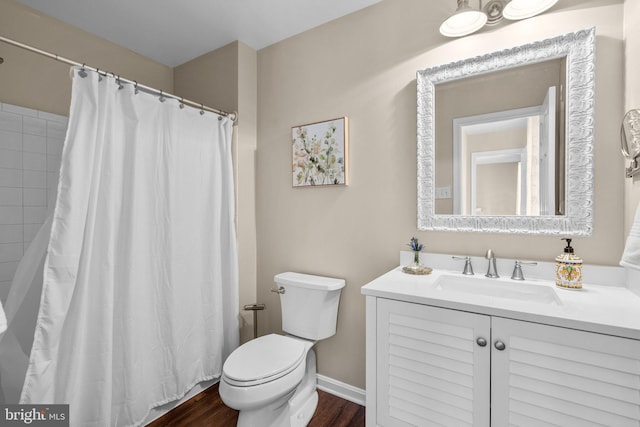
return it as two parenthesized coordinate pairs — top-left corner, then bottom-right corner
(434, 58), (566, 217)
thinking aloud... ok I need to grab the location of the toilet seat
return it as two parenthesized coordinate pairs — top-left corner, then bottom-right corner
(223, 334), (308, 387)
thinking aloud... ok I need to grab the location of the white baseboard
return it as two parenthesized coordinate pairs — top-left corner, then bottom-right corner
(316, 374), (366, 407)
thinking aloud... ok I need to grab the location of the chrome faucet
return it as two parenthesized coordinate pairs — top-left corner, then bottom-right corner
(485, 249), (499, 278)
(511, 260), (538, 280)
(452, 256), (474, 275)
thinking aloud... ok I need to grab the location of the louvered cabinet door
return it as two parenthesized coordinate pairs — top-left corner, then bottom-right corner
(491, 317), (640, 427)
(376, 299), (491, 426)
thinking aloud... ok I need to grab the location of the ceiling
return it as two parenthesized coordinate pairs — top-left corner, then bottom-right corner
(14, 0), (382, 67)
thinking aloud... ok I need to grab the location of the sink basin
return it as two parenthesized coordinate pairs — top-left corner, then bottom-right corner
(434, 274), (561, 305)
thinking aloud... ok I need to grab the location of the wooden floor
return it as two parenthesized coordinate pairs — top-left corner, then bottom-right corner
(147, 383), (365, 427)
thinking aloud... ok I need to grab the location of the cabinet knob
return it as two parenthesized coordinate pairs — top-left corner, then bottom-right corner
(476, 337), (487, 347)
(494, 340), (506, 351)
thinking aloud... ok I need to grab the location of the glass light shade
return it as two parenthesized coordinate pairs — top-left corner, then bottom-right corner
(439, 7), (488, 37)
(503, 0), (558, 20)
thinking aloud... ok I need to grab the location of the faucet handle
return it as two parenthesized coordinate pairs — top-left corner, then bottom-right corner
(452, 256), (474, 275)
(486, 249), (495, 259)
(511, 260), (538, 281)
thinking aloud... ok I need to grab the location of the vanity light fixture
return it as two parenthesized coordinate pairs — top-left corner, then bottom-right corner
(439, 0), (488, 38)
(441, 0), (558, 38)
(503, 0), (558, 20)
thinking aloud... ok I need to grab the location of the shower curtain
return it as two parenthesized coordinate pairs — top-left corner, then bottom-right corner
(18, 67), (239, 426)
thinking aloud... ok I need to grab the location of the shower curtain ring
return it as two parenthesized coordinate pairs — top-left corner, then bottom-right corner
(78, 63), (88, 78)
(134, 81), (139, 95)
(179, 98), (185, 109)
(96, 68), (103, 82)
(200, 104), (205, 115)
(117, 75), (124, 90)
(159, 90), (166, 103)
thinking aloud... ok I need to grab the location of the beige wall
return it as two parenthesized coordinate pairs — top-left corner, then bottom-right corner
(0, 0), (172, 116)
(256, 0), (625, 389)
(174, 42), (259, 344)
(174, 42), (239, 113)
(625, 0), (640, 232)
(236, 43), (259, 344)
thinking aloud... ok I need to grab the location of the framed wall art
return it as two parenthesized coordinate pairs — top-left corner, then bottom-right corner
(291, 117), (348, 187)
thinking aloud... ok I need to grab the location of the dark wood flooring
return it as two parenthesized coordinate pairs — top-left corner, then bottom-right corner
(147, 383), (365, 427)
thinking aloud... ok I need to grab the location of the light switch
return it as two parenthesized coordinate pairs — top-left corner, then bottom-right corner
(435, 186), (451, 199)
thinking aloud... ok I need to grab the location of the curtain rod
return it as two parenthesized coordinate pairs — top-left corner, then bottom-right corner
(0, 35), (237, 122)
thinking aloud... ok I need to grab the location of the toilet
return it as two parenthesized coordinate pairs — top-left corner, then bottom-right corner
(219, 272), (345, 427)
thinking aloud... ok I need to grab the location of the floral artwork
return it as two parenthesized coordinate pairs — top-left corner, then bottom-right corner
(292, 117), (348, 187)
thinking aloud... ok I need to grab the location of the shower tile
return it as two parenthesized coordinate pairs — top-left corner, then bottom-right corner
(0, 242), (23, 262)
(24, 223), (42, 244)
(0, 149), (22, 169)
(47, 121), (67, 140)
(0, 188), (22, 206)
(0, 225), (22, 243)
(39, 111), (68, 124)
(0, 281), (10, 304)
(22, 170), (46, 188)
(47, 187), (58, 210)
(22, 152), (46, 171)
(0, 130), (21, 151)
(0, 111), (22, 133)
(23, 134), (46, 154)
(23, 116), (46, 137)
(23, 206), (47, 224)
(0, 261), (19, 282)
(0, 169), (22, 187)
(47, 171), (59, 187)
(47, 137), (64, 156)
(23, 188), (46, 207)
(2, 103), (37, 118)
(0, 207), (22, 224)
(47, 154), (62, 173)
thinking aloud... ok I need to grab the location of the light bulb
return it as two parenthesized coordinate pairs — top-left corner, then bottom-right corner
(503, 0), (558, 20)
(440, 1), (488, 38)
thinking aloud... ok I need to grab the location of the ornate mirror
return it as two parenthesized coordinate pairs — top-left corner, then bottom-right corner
(417, 28), (595, 235)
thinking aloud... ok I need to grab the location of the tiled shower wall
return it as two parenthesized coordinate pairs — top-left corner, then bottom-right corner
(0, 102), (67, 303)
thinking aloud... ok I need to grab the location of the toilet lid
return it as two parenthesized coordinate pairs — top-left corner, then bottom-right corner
(223, 334), (307, 384)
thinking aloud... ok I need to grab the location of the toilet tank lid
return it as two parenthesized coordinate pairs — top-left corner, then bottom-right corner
(274, 272), (345, 290)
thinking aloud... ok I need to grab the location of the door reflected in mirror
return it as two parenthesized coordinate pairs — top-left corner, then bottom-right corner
(434, 58), (565, 217)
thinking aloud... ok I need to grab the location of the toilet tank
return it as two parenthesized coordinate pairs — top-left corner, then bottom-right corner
(274, 272), (345, 340)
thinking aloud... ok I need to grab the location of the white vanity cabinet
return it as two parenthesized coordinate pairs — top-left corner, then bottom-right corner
(367, 297), (640, 427)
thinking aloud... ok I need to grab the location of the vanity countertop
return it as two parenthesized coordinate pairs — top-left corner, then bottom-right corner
(362, 265), (640, 341)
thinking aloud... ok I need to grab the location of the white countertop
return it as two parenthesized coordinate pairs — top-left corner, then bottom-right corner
(362, 253), (640, 340)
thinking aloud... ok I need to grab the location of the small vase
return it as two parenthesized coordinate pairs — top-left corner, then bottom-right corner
(402, 251), (432, 275)
(412, 250), (421, 267)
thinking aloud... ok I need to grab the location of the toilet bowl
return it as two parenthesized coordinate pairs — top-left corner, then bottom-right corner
(219, 272), (345, 427)
(220, 334), (317, 427)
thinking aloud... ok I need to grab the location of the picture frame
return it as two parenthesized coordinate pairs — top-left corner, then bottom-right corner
(291, 117), (348, 187)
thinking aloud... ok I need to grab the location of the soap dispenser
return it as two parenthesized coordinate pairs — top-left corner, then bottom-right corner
(555, 238), (583, 289)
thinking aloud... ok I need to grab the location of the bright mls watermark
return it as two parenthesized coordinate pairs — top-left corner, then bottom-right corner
(1, 405), (68, 426)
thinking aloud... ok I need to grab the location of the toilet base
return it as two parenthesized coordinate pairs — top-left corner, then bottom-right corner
(235, 349), (319, 427)
(289, 390), (318, 427)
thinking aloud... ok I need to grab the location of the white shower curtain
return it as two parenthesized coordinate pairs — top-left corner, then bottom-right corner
(20, 67), (239, 426)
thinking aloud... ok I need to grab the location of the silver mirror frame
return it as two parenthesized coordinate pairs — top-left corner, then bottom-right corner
(417, 27), (595, 236)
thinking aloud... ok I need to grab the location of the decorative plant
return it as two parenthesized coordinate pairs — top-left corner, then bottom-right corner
(407, 237), (424, 265)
